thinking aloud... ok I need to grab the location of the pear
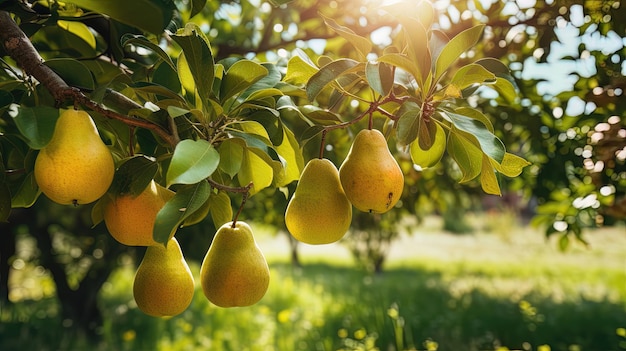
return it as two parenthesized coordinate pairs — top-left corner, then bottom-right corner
(285, 158), (352, 244)
(104, 180), (175, 246)
(34, 109), (114, 205)
(339, 129), (404, 213)
(200, 221), (270, 307)
(133, 237), (195, 317)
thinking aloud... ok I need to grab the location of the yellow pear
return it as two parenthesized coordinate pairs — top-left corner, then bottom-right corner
(133, 237), (194, 317)
(34, 109), (114, 205)
(104, 180), (175, 246)
(285, 158), (352, 244)
(200, 221), (270, 307)
(339, 129), (404, 213)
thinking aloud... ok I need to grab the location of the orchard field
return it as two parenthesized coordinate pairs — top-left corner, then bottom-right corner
(2, 215), (625, 351)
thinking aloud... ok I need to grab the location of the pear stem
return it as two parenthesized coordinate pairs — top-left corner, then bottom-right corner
(128, 126), (136, 157)
(205, 179), (253, 228)
(318, 129), (328, 159)
(231, 182), (253, 228)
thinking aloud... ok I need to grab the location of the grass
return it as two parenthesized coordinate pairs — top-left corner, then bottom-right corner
(1, 216), (625, 351)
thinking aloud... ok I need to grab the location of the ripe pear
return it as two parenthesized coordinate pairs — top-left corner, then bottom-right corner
(339, 129), (404, 213)
(285, 158), (352, 244)
(104, 180), (175, 246)
(34, 109), (114, 205)
(200, 221), (270, 308)
(133, 237), (195, 317)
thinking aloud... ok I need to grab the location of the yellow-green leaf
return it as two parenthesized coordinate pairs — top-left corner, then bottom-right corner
(434, 24), (485, 82)
(218, 138), (245, 178)
(449, 63), (496, 90)
(410, 121), (446, 169)
(480, 154), (501, 195)
(166, 139), (220, 187)
(275, 126), (304, 186)
(237, 147), (273, 195)
(490, 152), (531, 177)
(448, 129), (482, 182)
(58, 20), (96, 49)
(322, 14), (372, 59)
(209, 190), (233, 228)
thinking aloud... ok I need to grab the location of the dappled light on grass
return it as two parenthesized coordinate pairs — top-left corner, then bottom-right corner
(2, 224), (625, 350)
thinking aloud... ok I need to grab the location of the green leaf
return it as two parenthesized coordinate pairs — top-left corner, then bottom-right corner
(244, 88), (284, 102)
(122, 35), (176, 70)
(132, 82), (186, 103)
(434, 24), (485, 82)
(429, 30), (449, 67)
(366, 62), (394, 97)
(410, 121), (446, 169)
(209, 190), (233, 228)
(475, 57), (517, 87)
(448, 129), (483, 182)
(284, 54), (319, 86)
(301, 105), (343, 125)
(177, 52), (195, 95)
(221, 60), (268, 102)
(322, 14), (372, 59)
(417, 118), (437, 150)
(396, 101), (421, 146)
(45, 58), (95, 90)
(0, 90), (14, 109)
(10, 172), (40, 208)
(190, 0), (208, 18)
(491, 77), (518, 103)
(108, 155), (158, 197)
(57, 20), (96, 49)
(402, 17), (431, 86)
(306, 59), (360, 101)
(166, 139), (220, 187)
(298, 125), (325, 146)
(237, 147), (274, 195)
(490, 152), (531, 177)
(0, 182), (10, 222)
(454, 107), (494, 133)
(275, 126), (305, 186)
(153, 61), (182, 94)
(377, 53), (421, 87)
(444, 111), (505, 163)
(167, 106), (190, 118)
(218, 138), (245, 178)
(449, 63), (496, 90)
(172, 24), (215, 102)
(480, 154), (501, 195)
(9, 105), (59, 150)
(154, 180), (211, 245)
(182, 193), (211, 227)
(70, 0), (175, 34)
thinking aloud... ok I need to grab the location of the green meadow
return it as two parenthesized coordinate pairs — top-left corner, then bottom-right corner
(2, 216), (625, 351)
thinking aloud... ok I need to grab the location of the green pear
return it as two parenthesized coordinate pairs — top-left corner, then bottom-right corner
(133, 237), (195, 317)
(285, 158), (352, 244)
(34, 109), (114, 205)
(339, 129), (404, 213)
(200, 221), (270, 308)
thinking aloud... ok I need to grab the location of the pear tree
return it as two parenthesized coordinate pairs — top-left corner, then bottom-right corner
(0, 0), (529, 323)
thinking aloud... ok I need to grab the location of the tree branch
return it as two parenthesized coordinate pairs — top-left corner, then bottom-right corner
(0, 11), (178, 147)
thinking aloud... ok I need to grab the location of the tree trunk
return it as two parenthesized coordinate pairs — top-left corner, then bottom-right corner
(30, 217), (123, 341)
(0, 222), (16, 306)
